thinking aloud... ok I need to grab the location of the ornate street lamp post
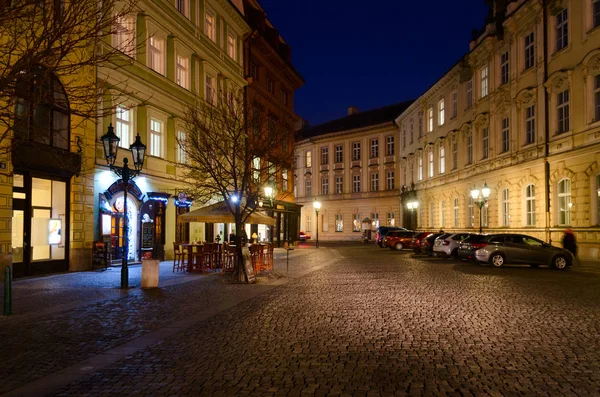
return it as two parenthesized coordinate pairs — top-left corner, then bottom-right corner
(313, 200), (321, 248)
(100, 124), (146, 289)
(471, 182), (491, 234)
(263, 186), (275, 242)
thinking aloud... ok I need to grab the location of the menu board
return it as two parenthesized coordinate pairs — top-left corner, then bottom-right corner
(93, 241), (110, 269)
(141, 222), (154, 249)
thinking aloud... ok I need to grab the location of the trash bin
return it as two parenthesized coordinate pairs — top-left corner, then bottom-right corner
(141, 259), (160, 289)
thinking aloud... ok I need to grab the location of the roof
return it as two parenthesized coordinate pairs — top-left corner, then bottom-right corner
(296, 100), (414, 141)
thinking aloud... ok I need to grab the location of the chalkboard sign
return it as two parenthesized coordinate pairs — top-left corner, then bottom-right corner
(142, 222), (154, 249)
(93, 241), (109, 269)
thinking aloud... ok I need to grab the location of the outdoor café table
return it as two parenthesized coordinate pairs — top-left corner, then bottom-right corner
(181, 243), (203, 272)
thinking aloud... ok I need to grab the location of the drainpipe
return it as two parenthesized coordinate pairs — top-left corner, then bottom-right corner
(542, 0), (551, 244)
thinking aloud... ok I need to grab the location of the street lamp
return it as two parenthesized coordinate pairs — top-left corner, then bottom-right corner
(100, 123), (146, 289)
(263, 186), (275, 242)
(313, 200), (321, 248)
(471, 182), (491, 234)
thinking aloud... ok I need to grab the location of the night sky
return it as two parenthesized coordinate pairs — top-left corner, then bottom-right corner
(256, 1), (490, 126)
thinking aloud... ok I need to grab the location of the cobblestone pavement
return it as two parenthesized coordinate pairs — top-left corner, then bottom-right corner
(3, 244), (600, 396)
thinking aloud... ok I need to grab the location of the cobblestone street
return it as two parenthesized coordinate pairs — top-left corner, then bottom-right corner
(2, 244), (600, 396)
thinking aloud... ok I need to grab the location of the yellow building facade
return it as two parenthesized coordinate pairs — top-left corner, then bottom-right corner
(396, 0), (600, 259)
(295, 103), (412, 242)
(93, 0), (250, 266)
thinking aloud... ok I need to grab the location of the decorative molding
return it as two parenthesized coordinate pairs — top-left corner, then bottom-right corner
(515, 87), (537, 109)
(544, 70), (573, 94)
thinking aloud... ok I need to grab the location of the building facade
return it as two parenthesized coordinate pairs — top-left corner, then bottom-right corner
(396, 0), (600, 260)
(242, 0), (305, 246)
(295, 103), (412, 242)
(93, 0), (250, 266)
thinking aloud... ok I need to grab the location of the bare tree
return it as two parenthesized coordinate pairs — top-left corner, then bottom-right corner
(0, 0), (139, 163)
(178, 91), (295, 281)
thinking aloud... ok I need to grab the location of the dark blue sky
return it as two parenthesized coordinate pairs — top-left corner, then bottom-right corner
(256, 1), (490, 126)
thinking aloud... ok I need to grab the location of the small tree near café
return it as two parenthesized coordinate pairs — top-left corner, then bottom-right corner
(178, 91), (295, 282)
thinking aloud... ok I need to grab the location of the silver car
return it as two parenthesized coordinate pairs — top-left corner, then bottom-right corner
(474, 234), (573, 269)
(433, 233), (475, 257)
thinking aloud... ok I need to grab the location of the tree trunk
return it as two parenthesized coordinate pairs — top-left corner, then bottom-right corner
(235, 218), (246, 282)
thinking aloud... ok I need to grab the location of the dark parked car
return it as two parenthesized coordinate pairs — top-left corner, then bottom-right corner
(383, 231), (417, 251)
(473, 233), (574, 269)
(410, 232), (431, 254)
(419, 232), (445, 256)
(458, 234), (487, 260)
(376, 226), (408, 247)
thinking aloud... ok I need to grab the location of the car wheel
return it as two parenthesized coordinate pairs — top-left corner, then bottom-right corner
(552, 255), (568, 270)
(490, 253), (505, 267)
(395, 242), (403, 251)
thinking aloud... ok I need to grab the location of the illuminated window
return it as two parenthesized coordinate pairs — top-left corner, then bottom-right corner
(321, 147), (328, 165)
(558, 178), (571, 225)
(335, 176), (343, 194)
(176, 55), (189, 89)
(321, 177), (328, 195)
(148, 36), (164, 75)
(386, 171), (395, 190)
(149, 118), (163, 158)
(335, 144), (343, 163)
(305, 151), (312, 167)
(438, 99), (445, 126)
(387, 212), (395, 226)
(205, 74), (215, 104)
(468, 197), (474, 227)
(370, 138), (378, 158)
(205, 9), (216, 41)
(177, 130), (187, 164)
(453, 198), (459, 227)
(525, 184), (536, 226)
(115, 15), (135, 57)
(353, 213), (361, 232)
(480, 66), (489, 98)
(227, 31), (237, 60)
(428, 107), (434, 132)
(501, 188), (510, 226)
(353, 142), (360, 161)
(428, 151), (434, 178)
(335, 214), (343, 232)
(115, 106), (131, 149)
(353, 175), (361, 193)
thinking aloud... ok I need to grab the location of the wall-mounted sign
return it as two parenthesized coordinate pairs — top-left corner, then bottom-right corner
(48, 218), (62, 245)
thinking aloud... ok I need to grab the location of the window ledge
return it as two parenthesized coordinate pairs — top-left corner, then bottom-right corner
(551, 45), (570, 59)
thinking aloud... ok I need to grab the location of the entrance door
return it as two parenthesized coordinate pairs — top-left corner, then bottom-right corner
(111, 213), (125, 260)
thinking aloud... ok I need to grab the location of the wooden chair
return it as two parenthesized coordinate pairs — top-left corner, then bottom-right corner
(263, 243), (274, 271)
(222, 243), (236, 275)
(173, 243), (186, 272)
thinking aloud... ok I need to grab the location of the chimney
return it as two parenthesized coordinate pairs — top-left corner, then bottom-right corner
(348, 106), (359, 115)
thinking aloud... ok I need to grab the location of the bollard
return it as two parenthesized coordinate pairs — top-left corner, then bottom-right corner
(3, 266), (12, 316)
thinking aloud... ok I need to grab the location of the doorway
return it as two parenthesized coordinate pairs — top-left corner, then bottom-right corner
(11, 173), (68, 278)
(109, 194), (139, 262)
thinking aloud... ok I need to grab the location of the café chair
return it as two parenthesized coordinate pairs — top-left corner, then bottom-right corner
(173, 242), (186, 272)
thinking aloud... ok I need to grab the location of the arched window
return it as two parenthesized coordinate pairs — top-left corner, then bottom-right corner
(14, 66), (70, 150)
(557, 178), (571, 225)
(525, 184), (536, 226)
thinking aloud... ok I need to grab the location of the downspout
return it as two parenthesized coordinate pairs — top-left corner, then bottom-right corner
(542, 0), (551, 243)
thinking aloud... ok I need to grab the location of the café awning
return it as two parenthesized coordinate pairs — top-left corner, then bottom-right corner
(179, 201), (277, 225)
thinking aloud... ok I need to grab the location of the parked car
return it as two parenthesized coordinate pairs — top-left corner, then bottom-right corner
(433, 233), (475, 257)
(376, 226), (408, 247)
(458, 234), (488, 260)
(410, 232), (431, 254)
(473, 233), (573, 269)
(419, 232), (445, 256)
(383, 230), (417, 251)
(298, 231), (310, 241)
